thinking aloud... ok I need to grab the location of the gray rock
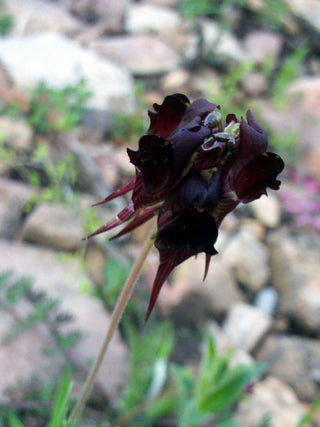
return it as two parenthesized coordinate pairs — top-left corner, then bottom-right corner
(268, 228), (320, 330)
(283, 0), (320, 30)
(6, 0), (83, 36)
(160, 68), (191, 94)
(296, 280), (320, 333)
(241, 71), (268, 97)
(256, 98), (320, 180)
(256, 334), (320, 402)
(69, 0), (128, 33)
(21, 203), (83, 251)
(0, 178), (32, 239)
(90, 35), (180, 76)
(207, 320), (254, 368)
(125, 4), (181, 34)
(223, 302), (272, 353)
(243, 31), (283, 66)
(201, 19), (247, 63)
(0, 32), (134, 113)
(234, 376), (306, 427)
(158, 254), (244, 323)
(221, 227), (270, 292)
(144, 0), (178, 6)
(250, 194), (281, 228)
(287, 77), (320, 118)
(0, 116), (33, 152)
(0, 239), (128, 402)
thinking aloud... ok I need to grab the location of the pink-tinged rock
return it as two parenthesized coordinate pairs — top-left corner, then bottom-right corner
(6, 0), (83, 36)
(21, 203), (83, 251)
(0, 239), (127, 402)
(243, 31), (283, 66)
(223, 302), (272, 353)
(70, 0), (128, 33)
(158, 254), (244, 325)
(90, 35), (180, 76)
(0, 178), (32, 239)
(0, 117), (33, 152)
(235, 376), (306, 427)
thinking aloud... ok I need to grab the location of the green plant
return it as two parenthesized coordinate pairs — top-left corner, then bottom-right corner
(0, 372), (79, 427)
(48, 370), (77, 427)
(0, 135), (79, 207)
(28, 80), (91, 135)
(115, 321), (175, 426)
(0, 272), (86, 426)
(253, 0), (291, 31)
(169, 335), (264, 426)
(180, 0), (247, 20)
(298, 393), (320, 427)
(0, 271), (81, 352)
(207, 60), (254, 117)
(114, 329), (264, 427)
(0, 0), (13, 35)
(110, 82), (146, 144)
(180, 0), (213, 18)
(102, 256), (131, 307)
(272, 48), (307, 109)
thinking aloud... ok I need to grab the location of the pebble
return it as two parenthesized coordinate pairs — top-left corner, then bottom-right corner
(268, 228), (320, 333)
(201, 19), (247, 63)
(256, 334), (320, 401)
(6, 0), (82, 36)
(0, 239), (128, 403)
(0, 116), (33, 152)
(243, 31), (283, 66)
(284, 0), (320, 30)
(296, 280), (320, 333)
(90, 35), (180, 76)
(254, 287), (278, 316)
(221, 227), (270, 293)
(21, 203), (84, 251)
(250, 194), (282, 228)
(69, 0), (128, 33)
(0, 32), (135, 113)
(241, 71), (268, 97)
(234, 376), (306, 427)
(223, 302), (272, 353)
(159, 254), (244, 323)
(0, 178), (32, 240)
(287, 77), (320, 118)
(125, 4), (181, 34)
(207, 320), (254, 368)
(160, 68), (191, 94)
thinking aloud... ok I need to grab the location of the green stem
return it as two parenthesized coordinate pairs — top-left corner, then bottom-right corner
(68, 227), (155, 423)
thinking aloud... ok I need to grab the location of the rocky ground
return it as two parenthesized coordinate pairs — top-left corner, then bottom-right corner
(0, 0), (320, 426)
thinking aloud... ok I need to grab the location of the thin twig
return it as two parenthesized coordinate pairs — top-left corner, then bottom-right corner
(68, 225), (156, 422)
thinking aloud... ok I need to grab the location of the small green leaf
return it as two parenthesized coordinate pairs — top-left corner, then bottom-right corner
(49, 370), (74, 427)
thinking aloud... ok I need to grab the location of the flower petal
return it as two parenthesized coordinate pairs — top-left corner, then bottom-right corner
(128, 135), (173, 195)
(110, 207), (157, 240)
(144, 209), (218, 322)
(92, 176), (136, 207)
(86, 201), (135, 239)
(147, 93), (190, 138)
(234, 152), (285, 203)
(232, 111), (268, 176)
(167, 170), (222, 214)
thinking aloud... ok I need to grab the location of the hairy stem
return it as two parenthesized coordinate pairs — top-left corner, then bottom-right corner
(68, 226), (155, 423)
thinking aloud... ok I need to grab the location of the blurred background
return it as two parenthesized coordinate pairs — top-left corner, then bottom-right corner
(0, 0), (319, 426)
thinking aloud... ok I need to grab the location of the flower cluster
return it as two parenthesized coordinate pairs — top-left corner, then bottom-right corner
(88, 94), (284, 322)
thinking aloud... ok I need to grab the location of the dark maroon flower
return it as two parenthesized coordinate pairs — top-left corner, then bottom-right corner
(87, 94), (284, 322)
